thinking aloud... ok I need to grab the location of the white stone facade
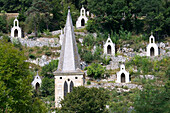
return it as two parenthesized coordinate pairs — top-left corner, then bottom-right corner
(11, 18), (22, 38)
(104, 37), (115, 56)
(146, 35), (159, 56)
(31, 72), (42, 90)
(54, 73), (84, 107)
(76, 6), (88, 28)
(116, 64), (130, 83)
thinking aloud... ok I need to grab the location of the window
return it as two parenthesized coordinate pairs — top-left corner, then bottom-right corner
(75, 77), (78, 79)
(60, 77), (62, 79)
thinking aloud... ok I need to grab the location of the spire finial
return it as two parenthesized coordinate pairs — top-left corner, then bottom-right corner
(82, 5), (84, 8)
(68, 6), (70, 9)
(108, 34), (110, 38)
(151, 32), (153, 35)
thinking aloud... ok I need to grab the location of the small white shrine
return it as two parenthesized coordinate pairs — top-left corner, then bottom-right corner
(11, 17), (22, 38)
(31, 72), (42, 90)
(76, 6), (88, 28)
(146, 34), (159, 56)
(104, 35), (115, 56)
(116, 64), (130, 83)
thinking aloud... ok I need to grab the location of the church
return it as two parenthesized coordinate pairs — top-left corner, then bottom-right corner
(53, 7), (85, 107)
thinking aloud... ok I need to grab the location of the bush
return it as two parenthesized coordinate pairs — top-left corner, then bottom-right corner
(43, 29), (52, 36)
(29, 48), (34, 52)
(29, 54), (36, 59)
(82, 50), (94, 63)
(87, 80), (91, 85)
(45, 51), (52, 56)
(2, 35), (10, 42)
(41, 60), (59, 78)
(87, 63), (106, 79)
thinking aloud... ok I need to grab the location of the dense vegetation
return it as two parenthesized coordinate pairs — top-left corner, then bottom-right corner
(0, 0), (169, 38)
(0, 40), (47, 112)
(0, 0), (169, 112)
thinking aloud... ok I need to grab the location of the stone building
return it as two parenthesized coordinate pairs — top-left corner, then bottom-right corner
(31, 72), (42, 90)
(116, 64), (130, 83)
(76, 6), (88, 28)
(54, 8), (85, 108)
(104, 35), (115, 56)
(146, 35), (159, 56)
(11, 17), (22, 38)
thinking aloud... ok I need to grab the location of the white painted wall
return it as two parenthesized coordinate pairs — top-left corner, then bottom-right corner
(11, 18), (22, 38)
(104, 37), (115, 56)
(146, 35), (159, 56)
(116, 64), (130, 83)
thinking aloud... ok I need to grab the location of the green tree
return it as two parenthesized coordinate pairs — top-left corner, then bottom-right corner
(41, 60), (59, 78)
(0, 40), (48, 112)
(87, 63), (106, 79)
(134, 83), (170, 113)
(40, 77), (54, 97)
(25, 0), (51, 36)
(59, 86), (109, 113)
(0, 13), (7, 33)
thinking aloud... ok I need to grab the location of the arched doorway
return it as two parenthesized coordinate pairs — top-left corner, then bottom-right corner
(64, 81), (68, 97)
(35, 82), (40, 91)
(107, 45), (111, 54)
(81, 19), (85, 26)
(121, 73), (125, 83)
(14, 29), (18, 37)
(70, 81), (74, 92)
(150, 47), (154, 56)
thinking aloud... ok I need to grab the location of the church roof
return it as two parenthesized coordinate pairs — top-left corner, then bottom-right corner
(57, 8), (81, 72)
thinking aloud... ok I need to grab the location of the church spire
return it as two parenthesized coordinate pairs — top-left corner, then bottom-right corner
(57, 7), (81, 72)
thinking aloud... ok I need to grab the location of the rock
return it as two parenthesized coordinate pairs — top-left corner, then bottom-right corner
(160, 48), (166, 55)
(78, 38), (83, 43)
(140, 75), (155, 80)
(51, 30), (61, 35)
(159, 42), (165, 49)
(165, 47), (170, 51)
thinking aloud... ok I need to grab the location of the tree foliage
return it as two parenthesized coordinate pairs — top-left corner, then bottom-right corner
(87, 63), (106, 79)
(134, 82), (170, 113)
(59, 86), (109, 113)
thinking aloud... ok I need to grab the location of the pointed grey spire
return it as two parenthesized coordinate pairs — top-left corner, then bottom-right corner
(57, 8), (81, 72)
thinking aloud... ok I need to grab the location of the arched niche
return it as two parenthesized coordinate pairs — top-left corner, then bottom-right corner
(35, 82), (40, 91)
(14, 29), (18, 37)
(81, 19), (85, 26)
(150, 47), (154, 56)
(107, 45), (111, 54)
(121, 73), (125, 83)
(70, 81), (74, 92)
(64, 81), (68, 97)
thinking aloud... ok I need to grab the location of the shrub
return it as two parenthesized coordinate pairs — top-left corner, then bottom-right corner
(87, 63), (106, 79)
(37, 50), (43, 54)
(43, 29), (52, 36)
(87, 80), (91, 85)
(29, 54), (36, 59)
(45, 51), (52, 56)
(41, 60), (59, 78)
(2, 35), (10, 42)
(29, 48), (34, 52)
(82, 50), (94, 63)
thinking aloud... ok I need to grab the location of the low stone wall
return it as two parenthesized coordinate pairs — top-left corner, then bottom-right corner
(11, 37), (60, 47)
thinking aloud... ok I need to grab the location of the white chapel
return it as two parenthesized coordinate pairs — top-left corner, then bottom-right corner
(116, 64), (130, 83)
(11, 17), (22, 38)
(104, 35), (115, 56)
(146, 34), (159, 56)
(76, 6), (88, 28)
